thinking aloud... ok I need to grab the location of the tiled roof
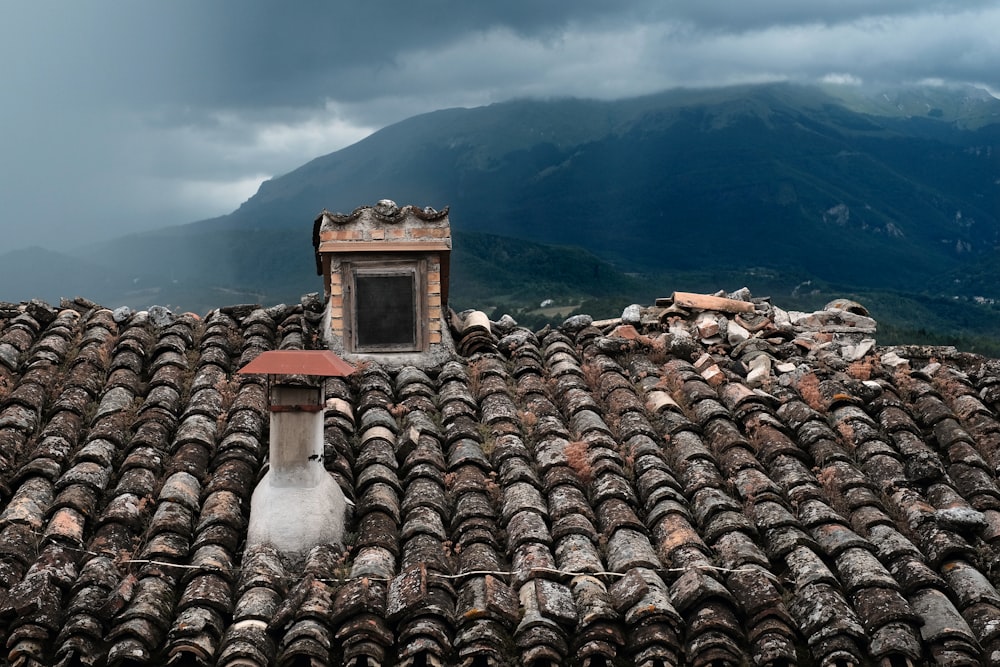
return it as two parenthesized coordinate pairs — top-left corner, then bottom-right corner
(1, 292), (1000, 666)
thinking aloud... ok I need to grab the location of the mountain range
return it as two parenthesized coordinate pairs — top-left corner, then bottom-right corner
(2, 82), (999, 347)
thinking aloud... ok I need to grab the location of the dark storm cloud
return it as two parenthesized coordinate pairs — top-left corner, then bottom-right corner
(652, 0), (999, 31)
(3, 2), (636, 109)
(1, 1), (998, 252)
(81, 1), (999, 109)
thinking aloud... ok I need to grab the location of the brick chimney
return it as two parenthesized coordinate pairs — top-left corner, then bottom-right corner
(312, 199), (456, 368)
(237, 350), (354, 559)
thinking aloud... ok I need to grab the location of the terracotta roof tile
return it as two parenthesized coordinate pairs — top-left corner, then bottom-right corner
(1, 292), (1000, 664)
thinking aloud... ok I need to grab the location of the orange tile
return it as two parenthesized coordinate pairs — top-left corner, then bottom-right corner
(46, 508), (84, 543)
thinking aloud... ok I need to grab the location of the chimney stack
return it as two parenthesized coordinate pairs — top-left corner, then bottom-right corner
(237, 350), (354, 560)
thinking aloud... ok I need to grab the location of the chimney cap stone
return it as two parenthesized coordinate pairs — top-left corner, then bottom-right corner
(237, 350), (355, 377)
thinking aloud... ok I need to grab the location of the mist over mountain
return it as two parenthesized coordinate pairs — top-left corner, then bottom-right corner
(3, 82), (999, 332)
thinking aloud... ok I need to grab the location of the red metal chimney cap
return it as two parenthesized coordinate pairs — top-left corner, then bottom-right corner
(237, 350), (355, 377)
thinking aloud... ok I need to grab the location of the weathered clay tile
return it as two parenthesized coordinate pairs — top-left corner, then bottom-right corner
(499, 480), (546, 524)
(203, 458), (255, 498)
(50, 478), (99, 516)
(9, 456), (63, 489)
(0, 403), (42, 439)
(46, 559), (109, 667)
(766, 455), (817, 500)
(950, 463), (1000, 509)
(147, 500), (196, 541)
(6, 379), (49, 416)
(675, 457), (727, 497)
(98, 492), (152, 535)
(545, 461), (591, 495)
(37, 412), (84, 450)
(357, 482), (402, 523)
(177, 571), (233, 619)
(683, 599), (744, 665)
(41, 505), (86, 546)
(141, 530), (192, 561)
(528, 436), (567, 473)
(165, 607), (225, 665)
(447, 438), (491, 471)
(167, 442), (213, 480)
(566, 575), (623, 658)
(455, 593), (516, 665)
(512, 583), (570, 664)
(356, 461), (402, 495)
(1, 476), (53, 531)
(196, 490), (246, 535)
(233, 585), (282, 624)
(1, 562), (66, 640)
(811, 521), (872, 558)
(218, 620), (276, 666)
(965, 606), (1000, 663)
(650, 511), (712, 568)
(172, 414), (218, 453)
(635, 467), (684, 511)
(112, 465), (160, 499)
(595, 498), (644, 535)
(610, 567), (684, 664)
(733, 468), (783, 505)
(106, 574), (178, 661)
(913, 391), (956, 427)
(700, 510), (756, 545)
(941, 559), (1000, 610)
(591, 472), (637, 508)
(276, 617), (332, 665)
(908, 586), (981, 659)
(918, 526), (975, 568)
(506, 510), (552, 550)
(360, 409), (399, 440)
(452, 486), (495, 527)
(568, 408), (613, 439)
(788, 582), (867, 663)
(400, 476), (447, 518)
(401, 504), (447, 542)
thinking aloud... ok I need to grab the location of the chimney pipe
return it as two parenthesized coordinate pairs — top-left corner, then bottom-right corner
(266, 384), (326, 487)
(237, 351), (354, 561)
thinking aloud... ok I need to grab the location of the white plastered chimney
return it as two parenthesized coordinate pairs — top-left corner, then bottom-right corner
(237, 350), (353, 560)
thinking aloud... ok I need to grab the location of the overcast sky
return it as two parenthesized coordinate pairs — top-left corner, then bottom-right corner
(2, 1), (998, 252)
